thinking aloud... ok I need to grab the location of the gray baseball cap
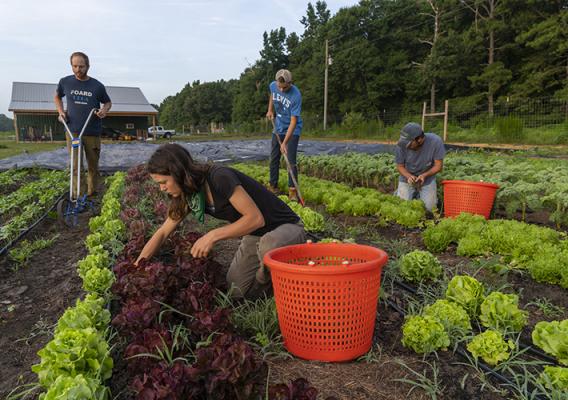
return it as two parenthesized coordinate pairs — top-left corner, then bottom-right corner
(399, 122), (423, 148)
(275, 69), (292, 83)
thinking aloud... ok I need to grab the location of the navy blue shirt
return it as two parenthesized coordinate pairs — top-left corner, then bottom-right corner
(56, 75), (111, 136)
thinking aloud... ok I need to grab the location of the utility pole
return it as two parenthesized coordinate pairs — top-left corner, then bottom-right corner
(323, 39), (329, 131)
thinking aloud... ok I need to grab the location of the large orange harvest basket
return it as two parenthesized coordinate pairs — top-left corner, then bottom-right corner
(263, 242), (388, 362)
(442, 180), (500, 219)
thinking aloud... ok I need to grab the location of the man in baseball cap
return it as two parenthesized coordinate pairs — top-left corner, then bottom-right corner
(398, 122), (424, 148)
(394, 122), (446, 211)
(266, 69), (303, 202)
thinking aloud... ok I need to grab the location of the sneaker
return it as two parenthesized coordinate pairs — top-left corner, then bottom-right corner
(288, 188), (299, 202)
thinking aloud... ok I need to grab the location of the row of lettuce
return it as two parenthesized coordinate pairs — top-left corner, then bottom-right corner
(398, 265), (568, 392)
(423, 213), (568, 289)
(31, 172), (125, 399)
(234, 163), (425, 228)
(0, 168), (30, 188)
(0, 169), (67, 248)
(297, 152), (568, 227)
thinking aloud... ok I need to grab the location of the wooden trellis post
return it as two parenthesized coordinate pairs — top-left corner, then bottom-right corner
(421, 100), (449, 141)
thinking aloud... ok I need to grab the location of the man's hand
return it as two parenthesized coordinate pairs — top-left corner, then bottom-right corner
(190, 231), (217, 258)
(407, 175), (418, 184)
(266, 110), (274, 120)
(280, 142), (288, 155)
(416, 174), (426, 185)
(58, 112), (67, 122)
(96, 109), (107, 119)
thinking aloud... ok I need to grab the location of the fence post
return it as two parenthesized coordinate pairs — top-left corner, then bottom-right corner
(421, 102), (427, 129)
(443, 100), (449, 142)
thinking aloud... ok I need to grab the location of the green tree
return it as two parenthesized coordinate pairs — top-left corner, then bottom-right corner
(514, 9), (568, 99)
(0, 114), (14, 131)
(461, 0), (513, 115)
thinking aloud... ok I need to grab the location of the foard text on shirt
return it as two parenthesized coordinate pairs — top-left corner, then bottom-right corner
(70, 90), (93, 97)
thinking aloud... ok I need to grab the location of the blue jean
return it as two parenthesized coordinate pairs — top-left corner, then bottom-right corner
(396, 179), (438, 211)
(269, 134), (299, 188)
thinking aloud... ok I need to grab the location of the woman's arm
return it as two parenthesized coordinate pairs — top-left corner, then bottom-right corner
(191, 186), (265, 258)
(135, 216), (180, 265)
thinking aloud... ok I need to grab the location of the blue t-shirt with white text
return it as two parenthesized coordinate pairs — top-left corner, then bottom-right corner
(269, 81), (302, 136)
(56, 75), (111, 136)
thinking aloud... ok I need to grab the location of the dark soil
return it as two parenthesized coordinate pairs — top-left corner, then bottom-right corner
(267, 301), (505, 400)
(0, 191), (102, 398)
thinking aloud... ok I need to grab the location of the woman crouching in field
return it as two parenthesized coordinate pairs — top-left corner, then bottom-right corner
(135, 143), (306, 299)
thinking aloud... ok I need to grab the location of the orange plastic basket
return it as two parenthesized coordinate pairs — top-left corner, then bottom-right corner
(263, 242), (388, 362)
(442, 180), (500, 219)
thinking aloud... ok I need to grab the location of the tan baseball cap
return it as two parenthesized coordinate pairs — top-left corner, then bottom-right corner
(275, 69), (292, 83)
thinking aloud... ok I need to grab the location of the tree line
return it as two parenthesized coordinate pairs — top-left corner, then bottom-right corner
(158, 0), (568, 132)
(0, 114), (14, 131)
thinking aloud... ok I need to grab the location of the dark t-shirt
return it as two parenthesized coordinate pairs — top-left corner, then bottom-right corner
(395, 132), (446, 185)
(56, 75), (111, 136)
(205, 165), (300, 236)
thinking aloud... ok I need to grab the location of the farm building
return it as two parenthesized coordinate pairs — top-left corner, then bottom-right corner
(8, 82), (158, 142)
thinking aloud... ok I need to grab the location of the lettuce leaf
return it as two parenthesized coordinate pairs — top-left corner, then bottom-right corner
(467, 330), (515, 366)
(532, 320), (568, 365)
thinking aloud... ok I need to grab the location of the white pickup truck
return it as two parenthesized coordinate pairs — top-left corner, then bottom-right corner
(148, 126), (176, 139)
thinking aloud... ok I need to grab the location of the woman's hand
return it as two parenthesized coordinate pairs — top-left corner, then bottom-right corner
(191, 231), (217, 258)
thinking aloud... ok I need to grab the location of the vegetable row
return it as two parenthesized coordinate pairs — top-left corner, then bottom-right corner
(31, 172), (125, 399)
(423, 213), (568, 289)
(398, 252), (568, 392)
(234, 163), (425, 228)
(297, 152), (568, 226)
(0, 170), (67, 246)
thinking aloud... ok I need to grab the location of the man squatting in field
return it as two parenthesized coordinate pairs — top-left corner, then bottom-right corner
(135, 144), (307, 299)
(55, 51), (112, 198)
(395, 122), (446, 212)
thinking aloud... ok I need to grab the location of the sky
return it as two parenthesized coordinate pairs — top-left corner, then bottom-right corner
(0, 0), (359, 117)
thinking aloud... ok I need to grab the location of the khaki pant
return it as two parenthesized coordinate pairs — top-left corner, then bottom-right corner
(226, 223), (306, 299)
(66, 135), (101, 198)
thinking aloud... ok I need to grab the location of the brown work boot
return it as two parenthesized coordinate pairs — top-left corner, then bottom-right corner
(267, 184), (279, 194)
(288, 187), (299, 202)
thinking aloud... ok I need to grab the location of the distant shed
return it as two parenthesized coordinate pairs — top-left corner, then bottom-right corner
(8, 82), (158, 142)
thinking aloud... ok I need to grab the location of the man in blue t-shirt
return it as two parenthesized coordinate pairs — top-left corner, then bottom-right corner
(54, 51), (112, 198)
(395, 122), (446, 211)
(266, 69), (303, 202)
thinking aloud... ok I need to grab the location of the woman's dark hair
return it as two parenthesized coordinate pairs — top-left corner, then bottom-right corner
(147, 143), (211, 221)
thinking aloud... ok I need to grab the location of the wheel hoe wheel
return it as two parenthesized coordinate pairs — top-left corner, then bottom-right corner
(57, 198), (74, 227)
